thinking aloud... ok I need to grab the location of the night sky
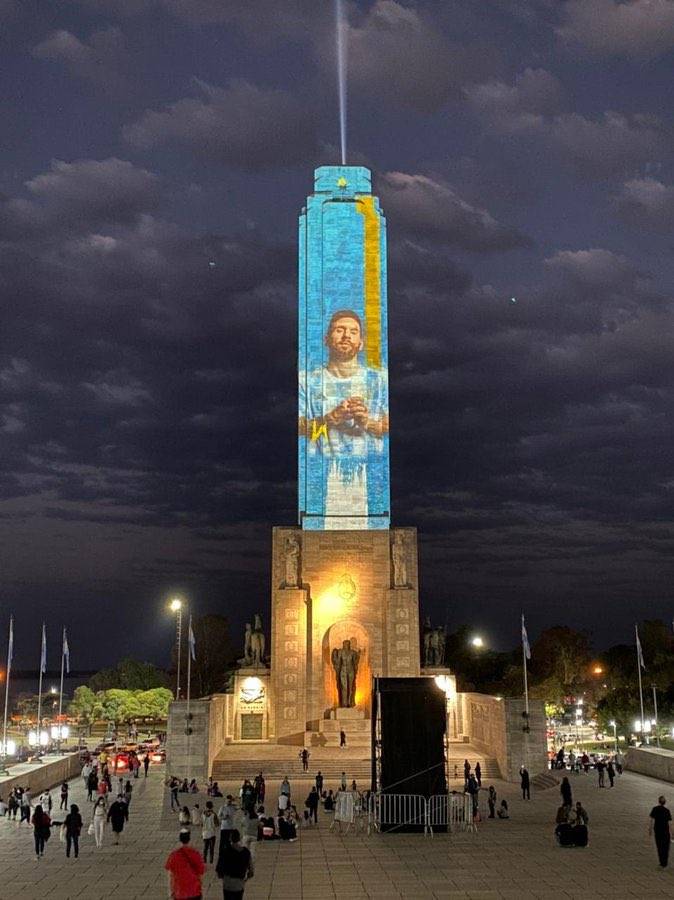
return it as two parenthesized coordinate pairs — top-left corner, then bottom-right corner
(2, 1), (674, 671)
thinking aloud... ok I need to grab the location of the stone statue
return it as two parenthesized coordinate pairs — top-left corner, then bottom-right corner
(436, 626), (446, 667)
(243, 623), (252, 665)
(392, 531), (407, 587)
(422, 620), (446, 667)
(331, 639), (361, 708)
(423, 618), (433, 666)
(284, 533), (300, 587)
(250, 614), (265, 666)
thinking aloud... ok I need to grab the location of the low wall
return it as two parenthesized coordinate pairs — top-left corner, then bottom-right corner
(0, 752), (81, 797)
(165, 695), (230, 781)
(459, 693), (548, 782)
(625, 746), (674, 782)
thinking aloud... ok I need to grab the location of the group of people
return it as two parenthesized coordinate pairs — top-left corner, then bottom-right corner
(553, 746), (624, 781)
(460, 759), (510, 820)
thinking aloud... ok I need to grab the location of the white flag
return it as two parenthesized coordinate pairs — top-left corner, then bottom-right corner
(635, 624), (646, 670)
(40, 623), (47, 674)
(521, 614), (531, 661)
(63, 628), (70, 675)
(188, 618), (196, 662)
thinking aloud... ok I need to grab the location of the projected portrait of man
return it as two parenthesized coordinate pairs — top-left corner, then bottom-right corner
(299, 309), (389, 525)
(299, 309), (388, 451)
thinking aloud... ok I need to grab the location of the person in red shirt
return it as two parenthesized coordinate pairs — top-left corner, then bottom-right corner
(165, 831), (206, 900)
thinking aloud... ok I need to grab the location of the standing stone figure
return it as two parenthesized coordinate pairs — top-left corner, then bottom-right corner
(423, 616), (433, 666)
(250, 614), (266, 666)
(436, 627), (446, 667)
(243, 623), (253, 665)
(331, 640), (361, 708)
(284, 533), (300, 587)
(392, 531), (407, 586)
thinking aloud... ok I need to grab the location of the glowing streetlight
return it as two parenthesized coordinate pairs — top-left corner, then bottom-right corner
(470, 636), (484, 649)
(169, 598), (184, 699)
(609, 719), (617, 751)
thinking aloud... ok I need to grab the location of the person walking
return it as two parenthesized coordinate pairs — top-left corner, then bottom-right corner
(475, 762), (482, 788)
(240, 807), (260, 861)
(339, 729), (346, 748)
(64, 804), (83, 859)
(20, 789), (31, 824)
(31, 804), (51, 859)
(59, 781), (69, 811)
(165, 831), (206, 900)
(92, 796), (107, 848)
(123, 780), (133, 808)
(607, 760), (615, 788)
(107, 795), (129, 845)
(487, 785), (497, 818)
(143, 753), (150, 777)
(649, 795), (672, 868)
(87, 770), (98, 802)
(81, 762), (92, 792)
(201, 801), (219, 864)
(467, 774), (479, 817)
(340, 772), (347, 792)
(216, 828), (253, 900)
(169, 776), (180, 811)
(315, 771), (324, 795)
(306, 786), (319, 825)
(560, 776), (572, 810)
(301, 748), (309, 772)
(217, 795), (237, 859)
(596, 759), (606, 788)
(520, 767), (531, 800)
(615, 749), (624, 775)
(463, 759), (471, 788)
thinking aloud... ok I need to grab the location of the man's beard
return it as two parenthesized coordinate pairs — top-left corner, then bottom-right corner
(330, 342), (358, 361)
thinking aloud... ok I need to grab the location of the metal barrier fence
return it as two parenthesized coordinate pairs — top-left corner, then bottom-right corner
(368, 791), (478, 836)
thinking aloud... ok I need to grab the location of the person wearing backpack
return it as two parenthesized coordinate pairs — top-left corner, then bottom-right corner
(165, 830), (206, 899)
(201, 800), (219, 863)
(64, 803), (83, 858)
(31, 804), (51, 859)
(216, 828), (253, 899)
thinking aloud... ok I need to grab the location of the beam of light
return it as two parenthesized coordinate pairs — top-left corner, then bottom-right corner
(336, 0), (348, 165)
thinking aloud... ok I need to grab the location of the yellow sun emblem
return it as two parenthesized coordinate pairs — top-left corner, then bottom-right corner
(337, 176), (348, 189)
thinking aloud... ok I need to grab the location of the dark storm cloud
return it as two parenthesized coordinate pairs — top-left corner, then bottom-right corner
(557, 0), (674, 58)
(378, 171), (530, 251)
(3, 0), (674, 661)
(124, 79), (321, 170)
(0, 157), (160, 237)
(467, 70), (667, 177)
(32, 25), (127, 89)
(614, 178), (674, 230)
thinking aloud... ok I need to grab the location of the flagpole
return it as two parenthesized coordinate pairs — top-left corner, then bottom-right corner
(523, 637), (529, 716)
(57, 627), (66, 754)
(186, 614), (192, 722)
(36, 623), (45, 757)
(1, 617), (13, 774)
(635, 624), (645, 742)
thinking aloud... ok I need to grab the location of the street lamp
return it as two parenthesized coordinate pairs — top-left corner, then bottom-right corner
(609, 719), (617, 752)
(470, 636), (484, 649)
(169, 598), (183, 700)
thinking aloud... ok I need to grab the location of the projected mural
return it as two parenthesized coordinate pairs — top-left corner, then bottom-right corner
(298, 166), (390, 530)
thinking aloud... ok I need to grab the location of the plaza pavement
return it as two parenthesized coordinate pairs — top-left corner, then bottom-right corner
(0, 762), (673, 899)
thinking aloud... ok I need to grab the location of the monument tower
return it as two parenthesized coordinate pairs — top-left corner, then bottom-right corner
(269, 165), (421, 747)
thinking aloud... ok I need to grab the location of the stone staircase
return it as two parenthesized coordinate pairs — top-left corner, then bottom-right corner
(211, 750), (500, 784)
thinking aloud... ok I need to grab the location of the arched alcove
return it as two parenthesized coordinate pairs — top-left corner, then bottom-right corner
(321, 620), (372, 717)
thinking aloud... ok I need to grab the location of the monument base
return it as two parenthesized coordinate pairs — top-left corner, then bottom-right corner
(318, 707), (370, 748)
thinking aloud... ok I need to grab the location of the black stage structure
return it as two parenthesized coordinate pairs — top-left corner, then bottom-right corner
(372, 676), (448, 832)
